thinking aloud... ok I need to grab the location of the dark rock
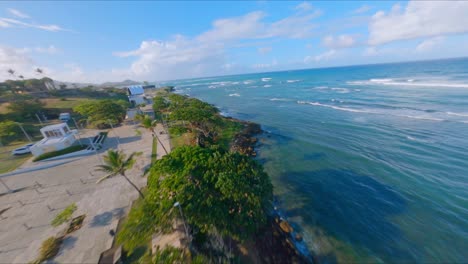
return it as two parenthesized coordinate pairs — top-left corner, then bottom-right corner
(279, 221), (293, 234)
(295, 233), (303, 242)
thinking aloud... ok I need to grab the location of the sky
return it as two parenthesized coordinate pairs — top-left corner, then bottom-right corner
(1, 1), (468, 83)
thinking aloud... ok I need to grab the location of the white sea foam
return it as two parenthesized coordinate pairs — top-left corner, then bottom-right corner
(287, 80), (300, 83)
(314, 86), (328, 89)
(264, 85), (272, 88)
(270, 98), (290, 101)
(297, 101), (372, 113)
(349, 78), (468, 88)
(331, 88), (350, 93)
(229, 93), (240, 97)
(243, 80), (254, 84)
(208, 85), (217, 89)
(397, 115), (444, 122)
(370, 78), (393, 83)
(354, 89), (361, 92)
(446, 111), (468, 117)
(262, 78), (272, 82)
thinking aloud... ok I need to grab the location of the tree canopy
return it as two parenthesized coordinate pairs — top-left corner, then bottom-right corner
(117, 146), (273, 252)
(73, 99), (127, 128)
(6, 99), (45, 121)
(0, 120), (20, 143)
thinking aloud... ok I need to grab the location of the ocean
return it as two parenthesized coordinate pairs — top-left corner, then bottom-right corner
(167, 57), (468, 263)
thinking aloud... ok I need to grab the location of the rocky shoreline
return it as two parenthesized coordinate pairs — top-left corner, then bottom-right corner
(229, 119), (313, 263)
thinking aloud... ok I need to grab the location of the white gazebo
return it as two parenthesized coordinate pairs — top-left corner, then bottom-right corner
(30, 123), (78, 156)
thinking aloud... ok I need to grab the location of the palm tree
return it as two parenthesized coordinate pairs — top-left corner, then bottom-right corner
(95, 149), (145, 198)
(35, 68), (43, 75)
(141, 115), (169, 155)
(7, 69), (15, 77)
(18, 75), (24, 80)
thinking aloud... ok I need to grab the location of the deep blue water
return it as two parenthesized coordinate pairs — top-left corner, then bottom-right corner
(167, 58), (468, 263)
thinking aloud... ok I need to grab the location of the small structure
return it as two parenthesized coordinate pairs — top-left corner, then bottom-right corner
(127, 85), (146, 106)
(30, 123), (77, 157)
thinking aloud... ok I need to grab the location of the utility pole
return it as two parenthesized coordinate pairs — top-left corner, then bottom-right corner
(108, 119), (121, 148)
(35, 113), (43, 125)
(16, 123), (32, 142)
(72, 118), (83, 146)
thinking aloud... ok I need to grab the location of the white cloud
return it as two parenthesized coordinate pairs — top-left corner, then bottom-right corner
(7, 8), (30, 19)
(352, 5), (372, 14)
(363, 47), (378, 56)
(258, 46), (272, 54)
(114, 8), (321, 81)
(0, 17), (66, 32)
(197, 8), (320, 43)
(415, 36), (444, 53)
(304, 49), (336, 63)
(0, 46), (36, 80)
(369, 1), (468, 45)
(322, 34), (356, 48)
(295, 2), (313, 12)
(252, 59), (278, 69)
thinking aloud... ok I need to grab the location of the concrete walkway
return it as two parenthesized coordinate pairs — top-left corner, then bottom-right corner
(0, 124), (153, 263)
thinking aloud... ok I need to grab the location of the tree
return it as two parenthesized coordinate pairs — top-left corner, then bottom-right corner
(35, 68), (43, 75)
(141, 115), (169, 155)
(73, 99), (126, 128)
(7, 69), (15, 77)
(0, 120), (20, 144)
(7, 99), (45, 120)
(169, 98), (218, 137)
(95, 149), (144, 198)
(18, 75), (24, 80)
(118, 146), (273, 252)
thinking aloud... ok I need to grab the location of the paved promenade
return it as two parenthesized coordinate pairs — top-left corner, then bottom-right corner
(0, 124), (167, 263)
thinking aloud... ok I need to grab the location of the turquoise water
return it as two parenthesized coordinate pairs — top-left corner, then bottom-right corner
(168, 58), (468, 263)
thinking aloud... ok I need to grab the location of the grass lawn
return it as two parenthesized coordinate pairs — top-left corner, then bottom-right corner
(40, 98), (94, 109)
(0, 141), (32, 174)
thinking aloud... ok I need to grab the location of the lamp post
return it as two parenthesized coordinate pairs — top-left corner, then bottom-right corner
(173, 202), (190, 241)
(16, 122), (32, 142)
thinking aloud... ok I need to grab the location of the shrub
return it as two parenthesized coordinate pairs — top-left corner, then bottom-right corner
(51, 203), (77, 227)
(33, 145), (87, 162)
(152, 246), (187, 264)
(168, 126), (188, 136)
(32, 236), (63, 264)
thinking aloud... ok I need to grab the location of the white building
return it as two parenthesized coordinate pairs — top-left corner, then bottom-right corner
(127, 85), (146, 106)
(30, 123), (77, 157)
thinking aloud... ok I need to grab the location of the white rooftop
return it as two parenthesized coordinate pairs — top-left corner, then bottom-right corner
(127, 85), (144, 95)
(40, 123), (68, 131)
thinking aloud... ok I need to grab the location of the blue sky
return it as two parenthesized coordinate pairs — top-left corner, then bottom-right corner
(1, 1), (468, 83)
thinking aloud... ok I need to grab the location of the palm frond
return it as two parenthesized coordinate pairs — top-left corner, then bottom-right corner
(96, 173), (117, 183)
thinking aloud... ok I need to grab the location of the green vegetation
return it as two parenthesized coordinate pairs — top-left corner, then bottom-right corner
(6, 100), (45, 121)
(95, 149), (144, 198)
(33, 144), (88, 162)
(73, 99), (128, 128)
(32, 236), (63, 264)
(51, 203), (77, 227)
(152, 246), (189, 263)
(0, 121), (20, 145)
(151, 137), (157, 164)
(0, 141), (32, 174)
(117, 146), (273, 253)
(153, 92), (244, 149)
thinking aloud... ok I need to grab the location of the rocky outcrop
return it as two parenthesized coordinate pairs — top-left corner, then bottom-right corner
(230, 122), (262, 156)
